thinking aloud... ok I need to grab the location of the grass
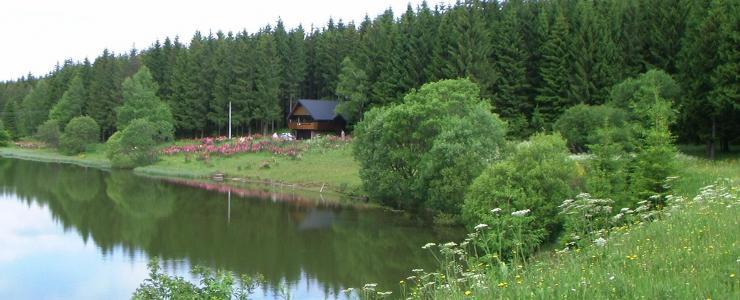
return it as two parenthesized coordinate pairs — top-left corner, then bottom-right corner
(355, 150), (740, 300)
(137, 144), (361, 194)
(0, 138), (362, 195)
(0, 143), (110, 168)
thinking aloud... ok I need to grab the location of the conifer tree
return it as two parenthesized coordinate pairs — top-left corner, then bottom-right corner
(87, 49), (123, 138)
(253, 30), (282, 133)
(536, 11), (571, 127)
(2, 99), (18, 138)
(490, 3), (532, 136)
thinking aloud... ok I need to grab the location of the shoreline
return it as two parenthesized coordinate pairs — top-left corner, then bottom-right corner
(0, 147), (366, 201)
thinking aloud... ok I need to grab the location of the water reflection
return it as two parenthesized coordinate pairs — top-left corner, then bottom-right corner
(0, 158), (461, 299)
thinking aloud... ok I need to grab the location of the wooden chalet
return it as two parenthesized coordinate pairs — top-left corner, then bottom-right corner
(288, 99), (346, 139)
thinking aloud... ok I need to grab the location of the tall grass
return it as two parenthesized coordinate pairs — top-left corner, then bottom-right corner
(352, 152), (740, 299)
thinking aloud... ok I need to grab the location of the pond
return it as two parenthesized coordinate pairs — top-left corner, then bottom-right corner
(0, 158), (462, 299)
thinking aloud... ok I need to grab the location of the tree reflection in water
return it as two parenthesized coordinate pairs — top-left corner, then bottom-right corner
(0, 158), (463, 296)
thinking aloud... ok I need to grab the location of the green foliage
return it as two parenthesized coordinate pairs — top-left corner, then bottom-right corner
(2, 99), (19, 139)
(558, 193), (615, 247)
(1, 0), (736, 152)
(86, 49), (123, 138)
(106, 118), (159, 168)
(536, 11), (572, 127)
(353, 79), (506, 214)
(609, 69), (680, 126)
(18, 79), (53, 137)
(335, 57), (369, 123)
(584, 126), (631, 207)
(35, 119), (62, 147)
(48, 74), (85, 126)
(463, 133), (577, 256)
(0, 121), (10, 146)
(554, 104), (631, 153)
(117, 66), (175, 142)
(60, 116), (100, 155)
(133, 257), (263, 300)
(632, 95), (679, 203)
(398, 178), (740, 300)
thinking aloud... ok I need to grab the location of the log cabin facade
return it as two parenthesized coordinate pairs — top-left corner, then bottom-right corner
(288, 99), (346, 139)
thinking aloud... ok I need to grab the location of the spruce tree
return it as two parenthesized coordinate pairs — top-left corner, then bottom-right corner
(536, 11), (571, 127)
(253, 30), (282, 133)
(490, 3), (532, 137)
(87, 49), (123, 138)
(2, 99), (18, 139)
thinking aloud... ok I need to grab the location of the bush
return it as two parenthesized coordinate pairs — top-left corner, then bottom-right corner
(353, 79), (507, 214)
(35, 119), (61, 147)
(107, 118), (159, 168)
(133, 257), (264, 300)
(0, 128), (10, 147)
(0, 120), (11, 146)
(60, 116), (100, 155)
(554, 104), (632, 153)
(462, 133), (577, 257)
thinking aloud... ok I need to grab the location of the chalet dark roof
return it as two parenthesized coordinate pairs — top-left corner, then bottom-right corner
(294, 99), (341, 121)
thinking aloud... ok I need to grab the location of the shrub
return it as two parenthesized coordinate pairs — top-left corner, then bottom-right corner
(554, 104), (632, 153)
(60, 116), (100, 155)
(106, 118), (159, 168)
(133, 257), (264, 300)
(0, 124), (10, 147)
(462, 133), (577, 257)
(0, 130), (10, 146)
(353, 79), (507, 214)
(35, 119), (61, 147)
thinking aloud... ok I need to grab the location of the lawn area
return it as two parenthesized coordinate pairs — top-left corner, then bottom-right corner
(0, 144), (110, 168)
(138, 145), (362, 193)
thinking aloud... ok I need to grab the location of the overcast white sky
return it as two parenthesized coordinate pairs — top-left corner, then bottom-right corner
(0, 0), (454, 82)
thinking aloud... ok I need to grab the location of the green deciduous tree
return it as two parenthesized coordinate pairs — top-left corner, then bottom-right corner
(117, 66), (175, 142)
(353, 79), (506, 214)
(36, 119), (61, 147)
(463, 133), (576, 256)
(60, 116), (100, 155)
(49, 74), (86, 126)
(18, 79), (53, 137)
(335, 57), (369, 124)
(106, 118), (159, 168)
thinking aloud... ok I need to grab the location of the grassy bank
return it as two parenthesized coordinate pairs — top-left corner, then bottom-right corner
(363, 152), (740, 299)
(0, 145), (110, 169)
(0, 139), (362, 195)
(138, 145), (362, 193)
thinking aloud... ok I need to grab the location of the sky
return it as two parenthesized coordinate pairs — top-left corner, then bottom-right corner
(0, 0), (454, 82)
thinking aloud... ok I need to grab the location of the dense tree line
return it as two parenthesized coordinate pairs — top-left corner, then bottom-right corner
(0, 0), (737, 154)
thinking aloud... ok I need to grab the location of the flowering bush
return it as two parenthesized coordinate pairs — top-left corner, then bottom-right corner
(161, 136), (307, 158)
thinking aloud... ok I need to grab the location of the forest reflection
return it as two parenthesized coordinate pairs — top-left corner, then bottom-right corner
(0, 158), (462, 296)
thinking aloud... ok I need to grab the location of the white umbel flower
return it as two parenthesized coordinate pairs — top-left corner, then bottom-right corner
(511, 209), (531, 217)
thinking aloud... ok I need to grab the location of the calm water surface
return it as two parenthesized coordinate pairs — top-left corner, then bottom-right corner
(0, 158), (461, 299)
